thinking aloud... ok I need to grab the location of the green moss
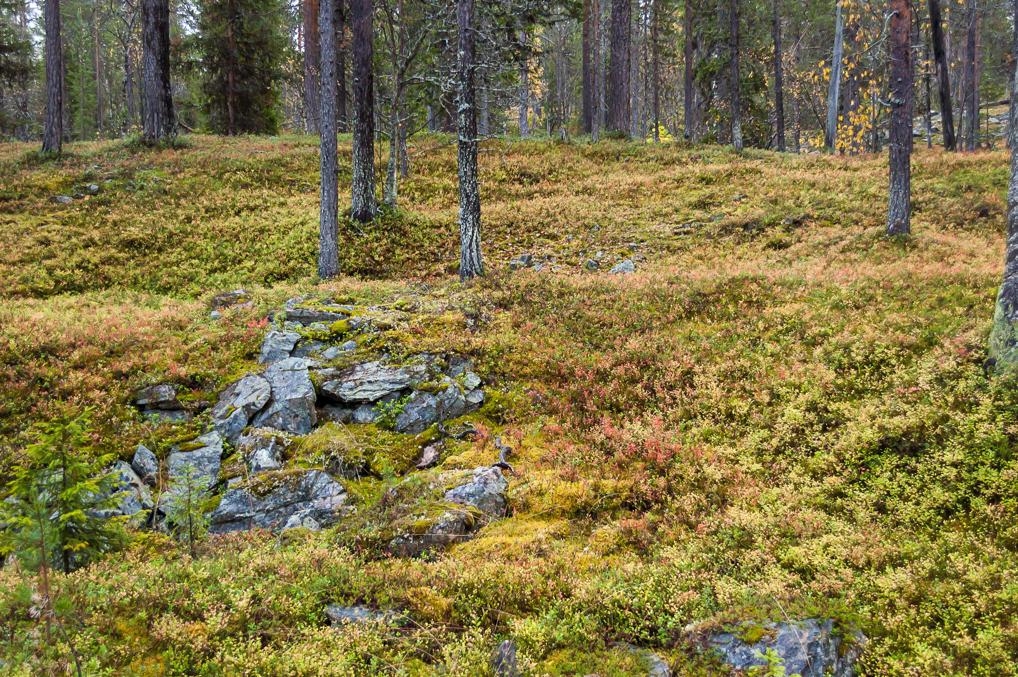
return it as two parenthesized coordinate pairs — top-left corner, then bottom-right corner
(740, 624), (768, 644)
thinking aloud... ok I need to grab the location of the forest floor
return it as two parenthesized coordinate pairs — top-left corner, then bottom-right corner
(0, 135), (1016, 675)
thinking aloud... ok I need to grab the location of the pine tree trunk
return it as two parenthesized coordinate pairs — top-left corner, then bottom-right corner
(772, 0), (785, 151)
(963, 0), (978, 151)
(729, 0), (743, 152)
(142, 0), (176, 144)
(337, 0), (348, 133)
(887, 0), (913, 236)
(988, 57), (1018, 367)
(304, 0), (321, 135)
(519, 64), (529, 138)
(923, 38), (933, 149)
(457, 0), (482, 280)
(825, 0), (845, 152)
(319, 0), (339, 278)
(928, 0), (956, 150)
(350, 0), (376, 222)
(630, 20), (640, 139)
(607, 0), (631, 134)
(651, 0), (660, 143)
(42, 0), (63, 154)
(683, 0), (694, 140)
(582, 0), (594, 134)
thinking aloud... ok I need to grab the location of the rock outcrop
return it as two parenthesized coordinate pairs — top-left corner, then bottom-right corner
(209, 469), (346, 533)
(704, 619), (865, 677)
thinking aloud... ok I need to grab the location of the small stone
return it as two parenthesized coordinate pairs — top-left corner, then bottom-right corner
(491, 640), (521, 677)
(340, 340), (357, 352)
(210, 310), (222, 320)
(610, 259), (636, 275)
(416, 444), (442, 469)
(325, 605), (403, 627)
(135, 384), (181, 410)
(509, 253), (534, 271)
(52, 195), (73, 204)
(282, 510), (321, 531)
(584, 259), (600, 271)
(210, 289), (251, 310)
(444, 466), (509, 517)
(237, 428), (292, 474)
(285, 307), (349, 325)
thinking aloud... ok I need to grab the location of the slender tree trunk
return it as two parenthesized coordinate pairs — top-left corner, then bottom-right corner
(384, 0), (403, 209)
(825, 0), (845, 152)
(42, 0), (63, 154)
(582, 0), (594, 133)
(630, 16), (640, 139)
(457, 0), (482, 280)
(142, 0), (176, 143)
(319, 0), (339, 277)
(598, 0), (607, 134)
(928, 0), (956, 150)
(988, 57), (1018, 367)
(226, 0), (237, 135)
(924, 37), (933, 149)
(729, 0), (743, 151)
(304, 0), (321, 134)
(592, 0), (601, 139)
(351, 0), (376, 222)
(963, 0), (978, 151)
(337, 0), (348, 133)
(683, 0), (694, 140)
(772, 0), (785, 151)
(607, 0), (631, 134)
(94, 10), (102, 136)
(652, 0), (660, 143)
(519, 63), (529, 137)
(887, 0), (913, 236)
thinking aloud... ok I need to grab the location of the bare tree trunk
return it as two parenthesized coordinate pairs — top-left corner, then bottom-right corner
(963, 0), (978, 151)
(94, 10), (103, 136)
(304, 0), (321, 134)
(595, 0), (604, 139)
(683, 0), (694, 140)
(351, 0), (376, 222)
(772, 0), (784, 151)
(630, 17), (640, 139)
(519, 63), (529, 137)
(457, 0), (482, 280)
(928, 0), (956, 150)
(887, 0), (913, 236)
(383, 0), (403, 209)
(42, 0), (63, 154)
(651, 0), (659, 143)
(142, 0), (176, 144)
(825, 0), (845, 152)
(319, 0), (339, 277)
(923, 37), (933, 149)
(607, 0), (631, 134)
(337, 0), (348, 133)
(729, 0), (743, 151)
(582, 0), (594, 133)
(988, 57), (1018, 367)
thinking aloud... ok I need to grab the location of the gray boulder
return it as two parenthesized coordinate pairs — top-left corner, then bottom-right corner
(706, 619), (865, 677)
(610, 259), (636, 275)
(135, 384), (181, 410)
(320, 361), (426, 404)
(209, 469), (346, 533)
(109, 462), (154, 516)
(281, 510), (321, 532)
(285, 307), (349, 325)
(444, 466), (508, 517)
(166, 431), (225, 490)
(251, 357), (317, 435)
(211, 373), (272, 443)
(236, 428), (292, 474)
(131, 444), (159, 486)
(388, 507), (479, 558)
(393, 377), (484, 434)
(258, 330), (301, 365)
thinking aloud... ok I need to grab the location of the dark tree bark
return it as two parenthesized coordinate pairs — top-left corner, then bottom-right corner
(988, 56), (1018, 367)
(607, 0), (631, 134)
(42, 0), (63, 154)
(519, 63), (529, 138)
(304, 0), (321, 134)
(825, 0), (845, 152)
(887, 0), (913, 236)
(457, 0), (482, 280)
(337, 0), (348, 132)
(350, 0), (376, 222)
(582, 0), (595, 133)
(592, 0), (600, 139)
(928, 0), (956, 150)
(319, 0), (339, 278)
(729, 0), (743, 152)
(683, 0), (694, 139)
(142, 0), (176, 144)
(651, 0), (660, 142)
(771, 0), (784, 151)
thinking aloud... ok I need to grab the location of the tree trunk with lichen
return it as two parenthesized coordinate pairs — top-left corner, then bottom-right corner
(142, 0), (176, 144)
(886, 0), (913, 236)
(457, 0), (482, 281)
(988, 58), (1018, 368)
(318, 0), (339, 278)
(42, 0), (62, 154)
(350, 0), (376, 222)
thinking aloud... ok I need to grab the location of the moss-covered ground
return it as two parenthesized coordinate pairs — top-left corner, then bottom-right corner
(0, 134), (1016, 675)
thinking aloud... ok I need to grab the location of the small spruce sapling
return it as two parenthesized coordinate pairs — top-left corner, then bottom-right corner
(163, 463), (211, 557)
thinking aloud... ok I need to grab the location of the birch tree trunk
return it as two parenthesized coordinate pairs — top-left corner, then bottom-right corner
(142, 0), (176, 144)
(887, 0), (913, 236)
(457, 0), (482, 280)
(319, 0), (339, 278)
(350, 0), (376, 222)
(928, 0), (956, 150)
(42, 0), (63, 154)
(825, 0), (844, 152)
